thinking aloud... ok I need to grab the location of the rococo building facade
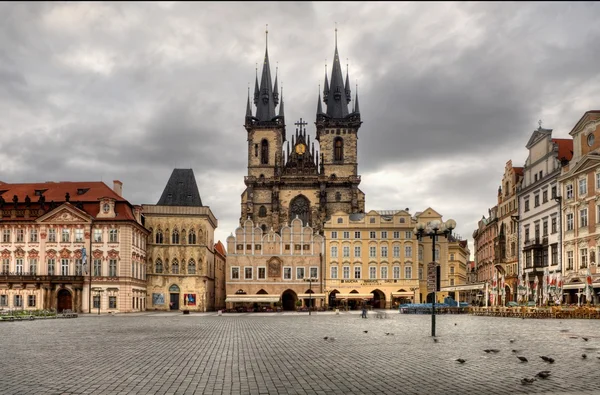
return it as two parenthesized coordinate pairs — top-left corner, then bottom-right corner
(0, 181), (148, 313)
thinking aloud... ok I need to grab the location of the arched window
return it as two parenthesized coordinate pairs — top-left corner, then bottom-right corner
(290, 195), (310, 226)
(334, 137), (343, 161)
(155, 230), (163, 244)
(155, 259), (163, 274)
(259, 205), (267, 217)
(188, 230), (196, 245)
(261, 139), (269, 164)
(172, 230), (179, 244)
(172, 259), (179, 274)
(188, 259), (196, 274)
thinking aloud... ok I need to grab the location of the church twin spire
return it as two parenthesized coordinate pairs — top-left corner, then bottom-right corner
(246, 26), (359, 123)
(319, 27), (359, 119)
(248, 27), (283, 123)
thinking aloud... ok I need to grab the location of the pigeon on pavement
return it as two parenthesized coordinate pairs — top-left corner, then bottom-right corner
(536, 371), (551, 379)
(517, 356), (528, 362)
(456, 359), (466, 364)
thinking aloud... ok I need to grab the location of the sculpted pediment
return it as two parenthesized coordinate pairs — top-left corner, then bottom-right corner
(36, 204), (91, 224)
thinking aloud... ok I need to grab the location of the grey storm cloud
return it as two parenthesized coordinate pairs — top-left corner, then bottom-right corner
(2, 2), (600, 252)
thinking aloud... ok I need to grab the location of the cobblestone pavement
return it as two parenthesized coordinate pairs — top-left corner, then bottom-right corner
(1, 310), (600, 395)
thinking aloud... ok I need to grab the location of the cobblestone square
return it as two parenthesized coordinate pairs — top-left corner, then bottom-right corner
(1, 311), (600, 395)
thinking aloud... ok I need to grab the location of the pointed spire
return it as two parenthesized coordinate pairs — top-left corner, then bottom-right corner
(354, 83), (360, 114)
(253, 66), (259, 106)
(326, 26), (349, 118)
(344, 60), (351, 104)
(255, 25), (276, 121)
(286, 141), (290, 163)
(273, 64), (279, 106)
(278, 86), (284, 118)
(323, 63), (330, 103)
(246, 85), (252, 117)
(317, 85), (324, 115)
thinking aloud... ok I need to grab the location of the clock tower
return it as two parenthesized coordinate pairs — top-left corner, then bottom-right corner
(241, 29), (365, 233)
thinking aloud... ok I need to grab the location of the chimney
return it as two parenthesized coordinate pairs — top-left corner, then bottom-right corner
(113, 180), (123, 197)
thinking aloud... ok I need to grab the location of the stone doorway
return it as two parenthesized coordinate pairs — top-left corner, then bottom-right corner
(281, 290), (297, 311)
(57, 289), (72, 312)
(169, 284), (180, 310)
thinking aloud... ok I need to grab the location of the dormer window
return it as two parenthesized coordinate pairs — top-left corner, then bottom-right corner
(103, 203), (110, 213)
(77, 188), (89, 195)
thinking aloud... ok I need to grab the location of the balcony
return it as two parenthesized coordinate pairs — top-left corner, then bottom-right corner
(0, 273), (85, 283)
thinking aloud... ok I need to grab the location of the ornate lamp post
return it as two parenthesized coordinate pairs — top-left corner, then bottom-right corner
(414, 218), (456, 337)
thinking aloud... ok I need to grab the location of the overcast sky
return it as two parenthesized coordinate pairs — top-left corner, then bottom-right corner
(2, 2), (600, 256)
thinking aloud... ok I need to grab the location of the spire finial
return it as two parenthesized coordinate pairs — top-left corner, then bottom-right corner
(538, 119), (543, 129)
(335, 22), (338, 48)
(266, 24), (268, 47)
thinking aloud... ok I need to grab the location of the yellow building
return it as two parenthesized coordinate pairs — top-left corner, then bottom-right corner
(323, 208), (466, 309)
(143, 169), (222, 312)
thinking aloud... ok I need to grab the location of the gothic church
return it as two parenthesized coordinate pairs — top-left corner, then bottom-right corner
(241, 31), (365, 233)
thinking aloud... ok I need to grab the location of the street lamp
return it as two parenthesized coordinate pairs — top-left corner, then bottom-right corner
(307, 277), (317, 316)
(94, 289), (104, 315)
(414, 218), (456, 337)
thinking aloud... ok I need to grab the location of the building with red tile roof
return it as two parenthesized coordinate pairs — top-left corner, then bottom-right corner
(0, 180), (148, 313)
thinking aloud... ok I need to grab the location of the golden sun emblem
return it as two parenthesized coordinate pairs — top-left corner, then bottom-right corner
(295, 143), (306, 155)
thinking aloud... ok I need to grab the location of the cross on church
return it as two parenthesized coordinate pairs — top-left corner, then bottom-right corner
(295, 118), (308, 130)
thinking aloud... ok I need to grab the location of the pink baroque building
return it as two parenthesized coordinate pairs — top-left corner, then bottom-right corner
(0, 180), (148, 313)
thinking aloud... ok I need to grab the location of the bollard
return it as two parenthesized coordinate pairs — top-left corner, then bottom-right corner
(218, 310), (222, 316)
(335, 308), (340, 315)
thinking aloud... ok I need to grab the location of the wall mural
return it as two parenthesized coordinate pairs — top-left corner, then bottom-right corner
(152, 293), (165, 305)
(184, 294), (196, 306)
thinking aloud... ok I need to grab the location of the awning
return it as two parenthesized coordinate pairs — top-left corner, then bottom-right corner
(391, 292), (414, 297)
(225, 295), (280, 303)
(297, 293), (327, 299)
(563, 284), (585, 290)
(334, 293), (374, 299)
(440, 283), (485, 292)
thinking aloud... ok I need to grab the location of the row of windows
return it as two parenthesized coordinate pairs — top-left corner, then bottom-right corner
(330, 245), (437, 260)
(565, 248), (598, 270)
(523, 186), (557, 212)
(92, 295), (118, 309)
(231, 266), (318, 280)
(335, 217), (410, 225)
(330, 265), (423, 280)
(1, 228), (119, 244)
(330, 230), (413, 239)
(155, 230), (197, 245)
(0, 294), (37, 307)
(0, 258), (118, 276)
(154, 259), (197, 274)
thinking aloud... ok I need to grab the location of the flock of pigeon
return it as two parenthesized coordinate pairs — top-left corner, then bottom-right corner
(321, 323), (597, 387)
(452, 330), (598, 386)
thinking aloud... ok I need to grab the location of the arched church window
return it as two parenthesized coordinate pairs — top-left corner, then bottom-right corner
(155, 259), (163, 274)
(172, 229), (179, 244)
(290, 195), (310, 226)
(188, 230), (196, 245)
(259, 206), (267, 217)
(261, 139), (269, 165)
(172, 259), (179, 274)
(156, 230), (163, 244)
(335, 192), (341, 202)
(334, 137), (343, 161)
(188, 259), (196, 274)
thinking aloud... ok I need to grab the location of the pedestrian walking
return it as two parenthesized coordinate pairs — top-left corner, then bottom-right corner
(361, 303), (367, 319)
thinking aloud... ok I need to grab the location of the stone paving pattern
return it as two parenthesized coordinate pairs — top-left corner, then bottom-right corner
(1, 311), (600, 395)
